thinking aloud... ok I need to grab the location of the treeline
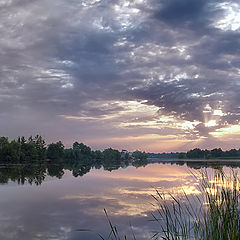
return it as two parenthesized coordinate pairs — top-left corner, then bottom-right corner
(0, 135), (149, 185)
(0, 135), (46, 163)
(0, 135), (147, 165)
(148, 152), (178, 159)
(179, 148), (240, 159)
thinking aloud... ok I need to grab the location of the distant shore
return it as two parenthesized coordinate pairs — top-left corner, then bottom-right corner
(147, 158), (240, 166)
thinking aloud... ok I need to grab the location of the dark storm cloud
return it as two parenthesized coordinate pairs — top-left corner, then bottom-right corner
(0, 0), (239, 142)
(153, 0), (211, 29)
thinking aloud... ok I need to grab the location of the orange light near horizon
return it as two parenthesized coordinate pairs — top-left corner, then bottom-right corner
(210, 124), (240, 138)
(86, 133), (203, 152)
(59, 99), (239, 152)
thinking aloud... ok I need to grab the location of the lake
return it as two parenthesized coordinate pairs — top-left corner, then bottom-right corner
(0, 162), (238, 240)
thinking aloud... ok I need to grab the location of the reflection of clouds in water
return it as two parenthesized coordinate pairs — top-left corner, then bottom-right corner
(118, 185), (201, 198)
(0, 163), (231, 240)
(61, 194), (152, 217)
(60, 164), (201, 218)
(90, 163), (192, 182)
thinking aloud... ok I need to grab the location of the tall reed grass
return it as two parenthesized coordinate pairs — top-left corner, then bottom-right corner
(100, 169), (240, 240)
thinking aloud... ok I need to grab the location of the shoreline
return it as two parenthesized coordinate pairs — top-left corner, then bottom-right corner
(147, 158), (240, 166)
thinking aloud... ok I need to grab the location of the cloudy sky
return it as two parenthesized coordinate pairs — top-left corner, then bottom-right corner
(0, 0), (240, 152)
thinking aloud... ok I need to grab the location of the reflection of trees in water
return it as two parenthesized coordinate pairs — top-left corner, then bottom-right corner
(132, 159), (148, 168)
(185, 161), (240, 170)
(154, 160), (240, 170)
(0, 160), (117, 185)
(2, 158), (240, 186)
(65, 163), (92, 177)
(102, 162), (121, 172)
(0, 159), (123, 185)
(47, 164), (64, 179)
(0, 164), (47, 185)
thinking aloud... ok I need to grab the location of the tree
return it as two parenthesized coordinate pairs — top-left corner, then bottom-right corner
(0, 137), (9, 162)
(32, 135), (47, 160)
(47, 141), (64, 160)
(0, 138), (21, 163)
(47, 164), (64, 178)
(186, 148), (204, 159)
(93, 150), (103, 162)
(210, 148), (223, 158)
(132, 150), (148, 160)
(7, 140), (21, 163)
(102, 148), (121, 162)
(73, 142), (91, 155)
(19, 137), (38, 162)
(0, 137), (8, 150)
(225, 149), (238, 158)
(178, 152), (186, 159)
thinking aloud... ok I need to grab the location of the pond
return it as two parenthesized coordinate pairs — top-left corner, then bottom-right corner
(0, 162), (238, 240)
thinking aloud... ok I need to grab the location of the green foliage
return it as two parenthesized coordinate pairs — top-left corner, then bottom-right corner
(0, 136), (141, 168)
(64, 142), (94, 165)
(0, 137), (8, 149)
(102, 148), (121, 162)
(101, 148), (121, 171)
(132, 150), (148, 160)
(99, 170), (240, 240)
(210, 148), (223, 158)
(93, 150), (104, 161)
(178, 152), (186, 159)
(31, 135), (46, 160)
(7, 140), (21, 162)
(148, 170), (240, 240)
(0, 137), (22, 163)
(0, 138), (21, 163)
(186, 148), (205, 159)
(19, 137), (38, 162)
(182, 148), (240, 159)
(0, 135), (48, 163)
(47, 141), (64, 160)
(73, 142), (91, 155)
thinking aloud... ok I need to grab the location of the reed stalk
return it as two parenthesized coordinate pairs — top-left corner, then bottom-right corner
(101, 169), (240, 240)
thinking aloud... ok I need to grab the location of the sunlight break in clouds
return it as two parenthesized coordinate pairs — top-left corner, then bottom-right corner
(0, 0), (239, 151)
(214, 2), (240, 31)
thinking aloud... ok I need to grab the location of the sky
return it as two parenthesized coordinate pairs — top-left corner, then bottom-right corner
(0, 0), (240, 152)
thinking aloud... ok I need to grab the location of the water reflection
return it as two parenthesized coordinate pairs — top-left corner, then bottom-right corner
(0, 162), (239, 239)
(1, 159), (239, 186)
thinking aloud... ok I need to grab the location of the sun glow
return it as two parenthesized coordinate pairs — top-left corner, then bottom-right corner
(214, 2), (240, 31)
(60, 98), (238, 150)
(205, 120), (217, 127)
(202, 103), (226, 130)
(210, 124), (240, 138)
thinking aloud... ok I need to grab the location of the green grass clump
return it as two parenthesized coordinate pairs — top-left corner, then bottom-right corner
(197, 170), (240, 240)
(151, 170), (240, 240)
(100, 169), (240, 240)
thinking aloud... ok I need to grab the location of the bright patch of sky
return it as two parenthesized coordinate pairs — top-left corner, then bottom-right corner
(214, 2), (240, 31)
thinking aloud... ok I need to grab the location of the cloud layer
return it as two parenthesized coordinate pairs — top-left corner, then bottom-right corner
(0, 0), (240, 151)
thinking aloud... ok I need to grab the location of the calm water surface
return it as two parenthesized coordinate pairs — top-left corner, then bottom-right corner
(0, 163), (236, 240)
